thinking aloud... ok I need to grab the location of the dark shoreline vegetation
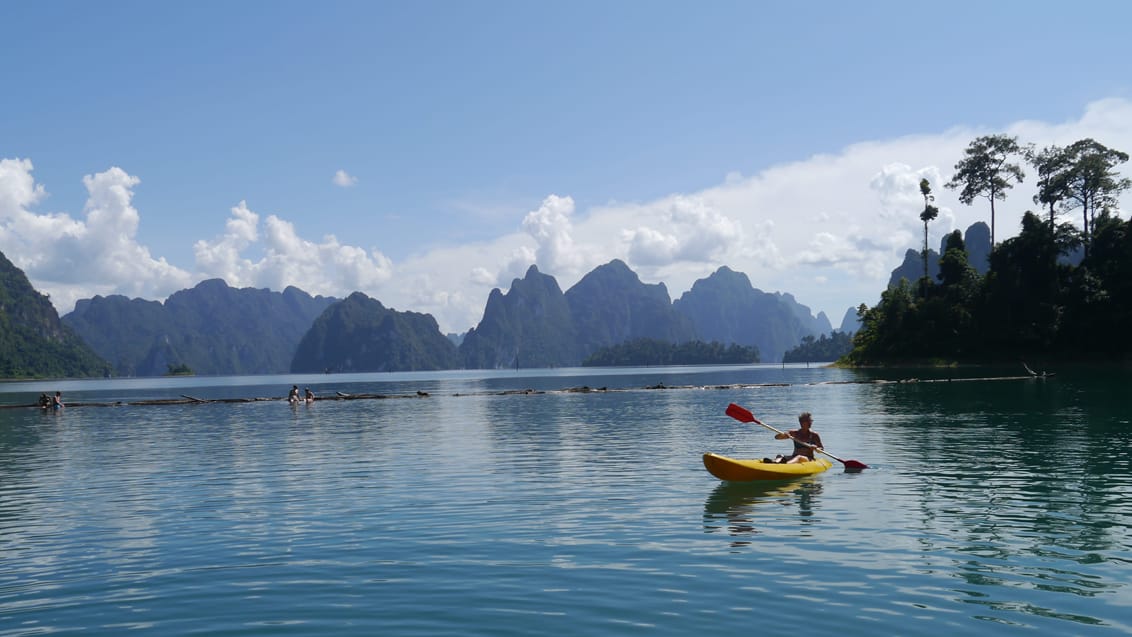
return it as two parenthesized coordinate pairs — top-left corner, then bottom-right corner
(842, 134), (1131, 366)
(581, 338), (760, 366)
(783, 331), (853, 364)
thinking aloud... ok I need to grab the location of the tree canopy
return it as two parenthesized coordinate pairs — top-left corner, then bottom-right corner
(845, 134), (1130, 364)
(945, 134), (1026, 246)
(783, 331), (854, 364)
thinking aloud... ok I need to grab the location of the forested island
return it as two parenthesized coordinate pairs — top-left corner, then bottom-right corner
(581, 338), (760, 366)
(844, 135), (1130, 365)
(783, 331), (854, 363)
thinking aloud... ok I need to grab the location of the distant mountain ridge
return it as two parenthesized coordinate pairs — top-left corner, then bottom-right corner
(459, 265), (581, 369)
(58, 260), (849, 377)
(64, 279), (336, 376)
(671, 266), (832, 363)
(451, 261), (833, 369)
(289, 259), (840, 373)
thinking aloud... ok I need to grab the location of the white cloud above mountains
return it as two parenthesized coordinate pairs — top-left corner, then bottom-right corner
(1, 98), (1129, 334)
(192, 201), (395, 296)
(622, 195), (741, 267)
(0, 160), (192, 304)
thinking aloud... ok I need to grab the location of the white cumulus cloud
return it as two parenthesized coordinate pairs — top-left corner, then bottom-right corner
(0, 161), (192, 310)
(520, 194), (587, 277)
(332, 169), (358, 187)
(622, 195), (740, 266)
(194, 202), (394, 296)
(192, 200), (260, 285)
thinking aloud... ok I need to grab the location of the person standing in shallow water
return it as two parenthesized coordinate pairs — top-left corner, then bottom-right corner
(774, 411), (823, 463)
(52, 391), (64, 410)
(288, 385), (300, 404)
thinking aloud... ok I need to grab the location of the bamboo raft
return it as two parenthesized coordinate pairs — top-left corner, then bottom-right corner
(1, 372), (1048, 410)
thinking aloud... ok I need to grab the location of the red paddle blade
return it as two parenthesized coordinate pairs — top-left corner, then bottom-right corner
(725, 403), (755, 422)
(843, 459), (869, 470)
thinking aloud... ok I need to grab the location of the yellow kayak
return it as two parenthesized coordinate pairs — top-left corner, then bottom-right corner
(703, 452), (833, 482)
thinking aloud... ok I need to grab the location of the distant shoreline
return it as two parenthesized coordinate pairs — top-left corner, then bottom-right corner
(0, 371), (1050, 410)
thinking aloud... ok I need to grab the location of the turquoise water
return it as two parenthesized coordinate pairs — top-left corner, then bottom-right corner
(1, 364), (1130, 635)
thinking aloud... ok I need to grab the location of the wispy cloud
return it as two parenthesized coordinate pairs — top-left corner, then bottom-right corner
(332, 169), (357, 187)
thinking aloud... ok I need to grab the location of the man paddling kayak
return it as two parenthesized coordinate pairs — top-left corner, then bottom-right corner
(773, 411), (823, 463)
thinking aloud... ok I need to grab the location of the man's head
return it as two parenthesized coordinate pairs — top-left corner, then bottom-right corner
(798, 412), (813, 428)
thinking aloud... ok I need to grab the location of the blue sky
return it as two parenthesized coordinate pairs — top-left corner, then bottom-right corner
(3, 1), (1131, 333)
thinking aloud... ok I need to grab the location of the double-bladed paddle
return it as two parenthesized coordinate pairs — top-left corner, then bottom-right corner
(725, 402), (869, 470)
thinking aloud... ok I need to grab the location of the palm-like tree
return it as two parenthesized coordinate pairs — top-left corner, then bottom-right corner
(919, 178), (939, 289)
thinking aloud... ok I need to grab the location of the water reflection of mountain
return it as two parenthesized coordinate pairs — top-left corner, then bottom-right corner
(703, 478), (823, 546)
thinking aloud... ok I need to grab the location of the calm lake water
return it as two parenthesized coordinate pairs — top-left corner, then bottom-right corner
(1, 364), (1130, 636)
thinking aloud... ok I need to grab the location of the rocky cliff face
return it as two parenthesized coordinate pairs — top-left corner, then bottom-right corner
(671, 266), (831, 363)
(65, 279), (335, 376)
(564, 259), (697, 360)
(459, 265), (580, 369)
(67, 295), (170, 375)
(888, 221), (993, 289)
(291, 292), (459, 373)
(838, 306), (861, 334)
(454, 260), (833, 368)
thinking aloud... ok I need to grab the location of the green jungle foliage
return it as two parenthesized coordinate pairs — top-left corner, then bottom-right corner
(845, 135), (1131, 364)
(165, 363), (194, 376)
(783, 331), (854, 363)
(582, 338), (760, 366)
(0, 251), (108, 379)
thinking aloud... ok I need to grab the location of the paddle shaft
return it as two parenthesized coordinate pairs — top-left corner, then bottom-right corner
(725, 403), (868, 469)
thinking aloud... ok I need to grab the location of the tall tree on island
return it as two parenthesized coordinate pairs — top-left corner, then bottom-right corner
(1055, 139), (1131, 257)
(918, 178), (939, 291)
(945, 134), (1026, 246)
(1027, 143), (1072, 226)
